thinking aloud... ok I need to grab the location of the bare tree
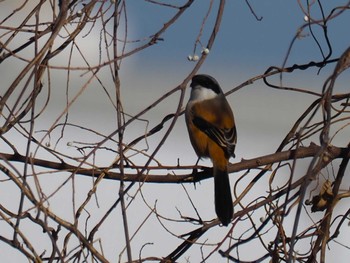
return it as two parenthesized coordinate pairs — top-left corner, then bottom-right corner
(1, 0), (350, 262)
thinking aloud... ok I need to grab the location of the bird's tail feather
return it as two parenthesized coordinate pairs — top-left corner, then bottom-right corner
(214, 167), (233, 226)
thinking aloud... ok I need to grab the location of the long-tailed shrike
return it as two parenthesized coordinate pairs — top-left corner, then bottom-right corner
(185, 74), (237, 226)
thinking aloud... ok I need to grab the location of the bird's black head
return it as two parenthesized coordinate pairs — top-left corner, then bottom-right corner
(190, 74), (222, 95)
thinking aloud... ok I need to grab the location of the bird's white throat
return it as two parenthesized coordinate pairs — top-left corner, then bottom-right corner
(189, 85), (218, 102)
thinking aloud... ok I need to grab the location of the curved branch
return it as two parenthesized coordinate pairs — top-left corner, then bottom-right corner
(1, 143), (348, 184)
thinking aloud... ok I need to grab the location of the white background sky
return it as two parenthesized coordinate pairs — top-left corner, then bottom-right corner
(1, 0), (350, 262)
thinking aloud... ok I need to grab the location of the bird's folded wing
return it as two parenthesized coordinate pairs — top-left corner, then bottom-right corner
(192, 116), (236, 157)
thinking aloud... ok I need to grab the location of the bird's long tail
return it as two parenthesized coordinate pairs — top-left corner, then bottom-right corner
(214, 167), (233, 226)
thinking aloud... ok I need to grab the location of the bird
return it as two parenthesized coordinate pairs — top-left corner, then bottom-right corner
(185, 74), (237, 226)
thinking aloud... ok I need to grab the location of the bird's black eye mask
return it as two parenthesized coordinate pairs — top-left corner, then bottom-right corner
(191, 75), (221, 94)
